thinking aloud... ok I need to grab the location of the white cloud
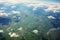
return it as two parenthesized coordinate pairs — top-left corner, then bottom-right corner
(0, 13), (9, 17)
(0, 7), (7, 10)
(47, 16), (56, 19)
(26, 2), (45, 10)
(11, 29), (13, 31)
(0, 0), (38, 4)
(45, 7), (60, 13)
(11, 5), (16, 8)
(32, 30), (38, 34)
(44, 3), (60, 13)
(12, 10), (20, 14)
(17, 27), (23, 31)
(26, 2), (60, 12)
(0, 30), (4, 33)
(4, 13), (9, 16)
(13, 16), (21, 19)
(8, 32), (12, 35)
(0, 10), (5, 13)
(8, 32), (19, 37)
(0, 0), (60, 12)
(0, 10), (10, 17)
(13, 16), (16, 18)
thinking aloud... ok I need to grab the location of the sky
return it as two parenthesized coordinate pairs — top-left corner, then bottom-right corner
(0, 0), (60, 3)
(37, 0), (60, 2)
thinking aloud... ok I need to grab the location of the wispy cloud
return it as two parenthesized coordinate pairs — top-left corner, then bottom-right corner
(0, 0), (39, 4)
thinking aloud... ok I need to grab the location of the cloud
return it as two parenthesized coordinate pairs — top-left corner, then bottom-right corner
(0, 13), (9, 17)
(44, 3), (60, 13)
(0, 10), (11, 17)
(45, 5), (60, 13)
(47, 16), (56, 19)
(0, 30), (4, 33)
(0, 0), (38, 4)
(32, 30), (38, 34)
(17, 27), (23, 31)
(0, 0), (60, 13)
(0, 10), (5, 12)
(12, 10), (20, 14)
(8, 32), (19, 37)
(11, 5), (16, 8)
(26, 2), (60, 13)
